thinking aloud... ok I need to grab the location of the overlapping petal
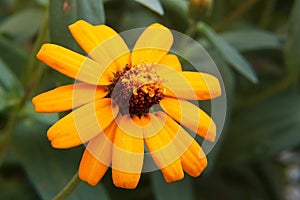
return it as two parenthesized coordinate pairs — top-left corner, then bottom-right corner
(47, 98), (118, 148)
(154, 65), (221, 100)
(32, 83), (107, 113)
(160, 97), (216, 142)
(141, 113), (184, 183)
(69, 20), (130, 73)
(162, 113), (207, 177)
(79, 121), (117, 186)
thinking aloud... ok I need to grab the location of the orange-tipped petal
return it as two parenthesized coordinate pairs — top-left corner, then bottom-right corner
(141, 114), (184, 183)
(79, 150), (108, 186)
(48, 98), (118, 148)
(159, 54), (182, 72)
(181, 140), (207, 177)
(79, 121), (117, 186)
(160, 113), (207, 177)
(131, 23), (173, 66)
(112, 115), (144, 189)
(160, 97), (216, 142)
(37, 44), (113, 85)
(32, 83), (108, 113)
(154, 65), (221, 100)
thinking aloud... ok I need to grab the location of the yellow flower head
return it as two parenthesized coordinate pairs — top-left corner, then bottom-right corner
(32, 20), (221, 189)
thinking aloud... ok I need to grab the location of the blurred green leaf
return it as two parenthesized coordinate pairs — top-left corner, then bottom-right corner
(150, 172), (194, 200)
(284, 0), (300, 80)
(36, 0), (48, 7)
(0, 57), (22, 93)
(160, 0), (189, 31)
(198, 23), (258, 83)
(0, 8), (45, 43)
(0, 57), (23, 111)
(49, 0), (105, 51)
(219, 90), (300, 166)
(0, 174), (39, 200)
(0, 35), (28, 77)
(134, 0), (164, 15)
(12, 104), (110, 200)
(221, 29), (283, 51)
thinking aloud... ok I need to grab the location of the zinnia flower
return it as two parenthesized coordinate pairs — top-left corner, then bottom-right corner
(32, 20), (221, 189)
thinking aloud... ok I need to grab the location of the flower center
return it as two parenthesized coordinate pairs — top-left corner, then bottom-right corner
(108, 63), (165, 117)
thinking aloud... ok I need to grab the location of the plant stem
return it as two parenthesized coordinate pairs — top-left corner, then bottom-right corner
(53, 173), (81, 200)
(259, 0), (278, 28)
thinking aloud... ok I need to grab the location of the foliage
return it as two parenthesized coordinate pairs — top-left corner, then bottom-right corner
(0, 0), (299, 199)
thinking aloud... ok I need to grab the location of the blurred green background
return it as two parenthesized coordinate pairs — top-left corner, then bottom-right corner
(0, 0), (300, 199)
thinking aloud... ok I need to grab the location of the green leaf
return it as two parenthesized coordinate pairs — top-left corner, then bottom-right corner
(0, 35), (28, 78)
(198, 22), (258, 83)
(160, 0), (189, 31)
(13, 105), (110, 200)
(49, 0), (105, 51)
(221, 29), (283, 51)
(0, 57), (23, 110)
(134, 0), (164, 15)
(284, 0), (300, 80)
(219, 90), (300, 166)
(0, 8), (45, 43)
(0, 57), (22, 93)
(150, 171), (194, 200)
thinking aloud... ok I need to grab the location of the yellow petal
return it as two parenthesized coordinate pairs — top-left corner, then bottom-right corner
(131, 23), (173, 66)
(48, 98), (119, 148)
(79, 121), (117, 186)
(160, 97), (216, 142)
(141, 114), (184, 183)
(37, 44), (113, 85)
(32, 83), (108, 113)
(154, 65), (221, 100)
(161, 113), (207, 177)
(112, 115), (144, 189)
(159, 54), (182, 72)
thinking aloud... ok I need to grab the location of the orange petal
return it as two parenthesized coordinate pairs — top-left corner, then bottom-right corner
(112, 115), (144, 189)
(32, 83), (108, 113)
(160, 113), (207, 177)
(154, 65), (221, 100)
(131, 23), (173, 66)
(160, 97), (216, 142)
(68, 20), (102, 54)
(69, 20), (130, 72)
(79, 121), (117, 186)
(141, 114), (184, 183)
(48, 98), (119, 148)
(92, 25), (130, 72)
(159, 54), (182, 72)
(181, 140), (207, 177)
(79, 150), (108, 186)
(37, 44), (113, 85)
